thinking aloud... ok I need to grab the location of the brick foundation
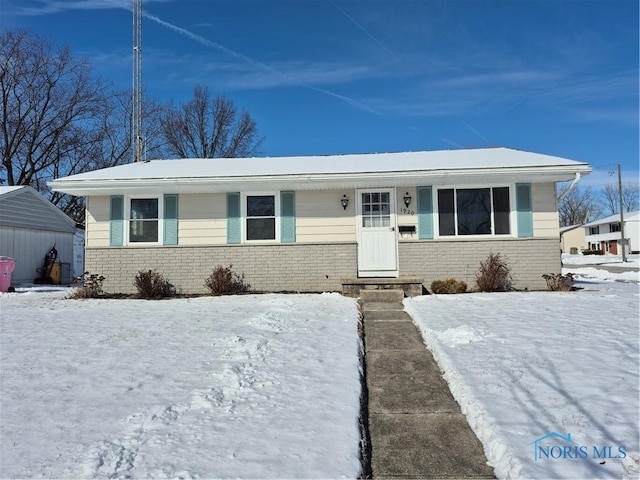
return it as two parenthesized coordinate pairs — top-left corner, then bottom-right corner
(86, 238), (560, 294)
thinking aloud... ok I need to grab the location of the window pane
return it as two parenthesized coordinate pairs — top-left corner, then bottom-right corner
(130, 220), (158, 242)
(247, 196), (275, 217)
(457, 189), (491, 235)
(438, 189), (455, 236)
(247, 218), (275, 240)
(493, 187), (510, 234)
(130, 198), (158, 220)
(129, 199), (158, 242)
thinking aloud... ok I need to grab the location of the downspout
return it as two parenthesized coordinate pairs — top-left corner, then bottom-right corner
(557, 172), (581, 203)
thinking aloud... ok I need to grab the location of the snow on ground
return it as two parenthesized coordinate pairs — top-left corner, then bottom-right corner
(0, 290), (362, 479)
(405, 272), (640, 480)
(562, 253), (640, 268)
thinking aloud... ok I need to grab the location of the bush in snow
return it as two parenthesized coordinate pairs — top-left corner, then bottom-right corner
(134, 269), (176, 299)
(68, 271), (106, 299)
(475, 253), (512, 292)
(542, 273), (576, 291)
(205, 265), (251, 296)
(430, 278), (467, 294)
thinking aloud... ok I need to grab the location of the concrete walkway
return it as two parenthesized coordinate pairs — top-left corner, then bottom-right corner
(360, 289), (495, 479)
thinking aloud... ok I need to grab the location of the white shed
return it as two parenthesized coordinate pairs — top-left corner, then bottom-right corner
(0, 186), (77, 284)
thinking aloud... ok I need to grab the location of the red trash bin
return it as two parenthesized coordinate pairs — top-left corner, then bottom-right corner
(0, 257), (16, 292)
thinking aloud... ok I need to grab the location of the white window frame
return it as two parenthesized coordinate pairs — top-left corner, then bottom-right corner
(125, 195), (164, 245)
(433, 184), (516, 238)
(242, 192), (281, 243)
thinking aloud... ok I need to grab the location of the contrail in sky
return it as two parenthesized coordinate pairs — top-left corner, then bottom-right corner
(327, 0), (402, 63)
(136, 7), (381, 115)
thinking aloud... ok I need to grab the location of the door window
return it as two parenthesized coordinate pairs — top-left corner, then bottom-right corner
(362, 192), (391, 227)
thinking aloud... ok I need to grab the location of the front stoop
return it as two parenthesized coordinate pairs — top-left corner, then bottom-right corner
(342, 276), (424, 298)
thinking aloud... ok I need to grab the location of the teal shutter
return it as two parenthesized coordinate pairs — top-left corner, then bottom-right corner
(516, 183), (533, 237)
(163, 194), (179, 245)
(281, 191), (296, 243)
(417, 186), (434, 239)
(227, 192), (241, 244)
(109, 195), (124, 246)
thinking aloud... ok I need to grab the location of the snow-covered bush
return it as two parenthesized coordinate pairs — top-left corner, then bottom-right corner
(430, 278), (467, 294)
(475, 253), (512, 292)
(134, 269), (176, 299)
(205, 265), (251, 296)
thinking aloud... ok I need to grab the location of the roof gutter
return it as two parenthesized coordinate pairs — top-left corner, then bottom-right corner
(557, 172), (581, 202)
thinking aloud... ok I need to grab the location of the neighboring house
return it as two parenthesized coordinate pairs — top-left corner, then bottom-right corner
(0, 186), (77, 284)
(49, 147), (591, 294)
(559, 224), (586, 254)
(583, 210), (640, 255)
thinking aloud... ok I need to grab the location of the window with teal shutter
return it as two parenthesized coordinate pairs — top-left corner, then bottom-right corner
(227, 192), (241, 244)
(163, 194), (178, 245)
(516, 183), (533, 237)
(417, 186), (433, 239)
(280, 191), (295, 243)
(109, 195), (124, 246)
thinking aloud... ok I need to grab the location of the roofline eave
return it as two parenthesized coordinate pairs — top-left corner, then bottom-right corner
(49, 164), (592, 196)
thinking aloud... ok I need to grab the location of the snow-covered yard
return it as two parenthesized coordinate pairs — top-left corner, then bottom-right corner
(2, 265), (638, 480)
(0, 291), (362, 479)
(405, 270), (639, 480)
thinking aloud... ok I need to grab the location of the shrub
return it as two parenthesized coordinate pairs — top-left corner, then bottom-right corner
(542, 273), (576, 292)
(68, 271), (105, 299)
(205, 265), (251, 296)
(430, 278), (467, 294)
(475, 253), (512, 292)
(582, 249), (604, 256)
(134, 269), (176, 299)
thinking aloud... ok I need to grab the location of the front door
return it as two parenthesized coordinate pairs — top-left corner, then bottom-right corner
(357, 189), (398, 277)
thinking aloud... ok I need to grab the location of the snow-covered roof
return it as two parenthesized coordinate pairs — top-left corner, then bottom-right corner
(583, 211), (640, 227)
(49, 147), (592, 196)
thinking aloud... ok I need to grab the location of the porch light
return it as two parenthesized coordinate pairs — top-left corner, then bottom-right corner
(341, 194), (349, 210)
(403, 192), (412, 208)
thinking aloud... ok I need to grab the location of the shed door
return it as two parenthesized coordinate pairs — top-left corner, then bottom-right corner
(357, 189), (398, 277)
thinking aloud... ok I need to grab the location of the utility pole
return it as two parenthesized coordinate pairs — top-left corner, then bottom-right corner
(132, 0), (143, 162)
(617, 163), (626, 262)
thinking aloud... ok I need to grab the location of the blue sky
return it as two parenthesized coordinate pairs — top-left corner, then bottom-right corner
(3, 0), (638, 188)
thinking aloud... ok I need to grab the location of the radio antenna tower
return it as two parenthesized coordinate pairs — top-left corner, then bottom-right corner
(132, 0), (143, 162)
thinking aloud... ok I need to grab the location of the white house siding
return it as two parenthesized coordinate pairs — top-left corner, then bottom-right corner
(583, 211), (640, 254)
(399, 238), (560, 291)
(178, 193), (227, 246)
(396, 187), (419, 235)
(296, 190), (356, 243)
(0, 226), (73, 284)
(532, 183), (560, 238)
(85, 196), (111, 248)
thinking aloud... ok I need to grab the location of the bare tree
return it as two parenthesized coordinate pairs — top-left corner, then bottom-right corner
(160, 84), (264, 158)
(600, 183), (640, 215)
(558, 187), (601, 227)
(0, 30), (165, 222)
(0, 29), (108, 191)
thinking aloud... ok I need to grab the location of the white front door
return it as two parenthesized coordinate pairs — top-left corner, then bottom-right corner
(357, 189), (398, 277)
